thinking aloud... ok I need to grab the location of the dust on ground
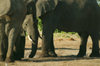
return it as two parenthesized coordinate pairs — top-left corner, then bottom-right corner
(0, 33), (100, 66)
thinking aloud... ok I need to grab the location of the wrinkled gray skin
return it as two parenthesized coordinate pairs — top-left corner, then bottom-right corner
(0, 0), (26, 62)
(0, 0), (38, 62)
(22, 14), (38, 58)
(13, 35), (25, 60)
(14, 14), (38, 60)
(21, 0), (39, 58)
(14, 0), (39, 59)
(34, 0), (100, 57)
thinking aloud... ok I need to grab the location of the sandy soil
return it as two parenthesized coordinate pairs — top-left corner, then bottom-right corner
(0, 33), (100, 66)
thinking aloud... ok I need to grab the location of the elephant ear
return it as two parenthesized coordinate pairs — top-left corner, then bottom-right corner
(36, 0), (58, 17)
(0, 0), (11, 16)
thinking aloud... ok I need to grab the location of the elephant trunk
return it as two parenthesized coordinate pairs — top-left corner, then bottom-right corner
(28, 22), (39, 58)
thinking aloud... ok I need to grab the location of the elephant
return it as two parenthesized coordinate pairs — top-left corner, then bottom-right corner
(0, 0), (27, 62)
(33, 0), (100, 57)
(11, 0), (39, 60)
(0, 0), (39, 62)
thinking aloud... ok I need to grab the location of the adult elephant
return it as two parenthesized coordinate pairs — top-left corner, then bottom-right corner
(12, 0), (39, 60)
(0, 0), (26, 62)
(0, 0), (39, 62)
(34, 0), (100, 57)
(14, 14), (39, 60)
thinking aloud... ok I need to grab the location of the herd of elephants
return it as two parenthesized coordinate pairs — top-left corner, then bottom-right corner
(0, 0), (100, 62)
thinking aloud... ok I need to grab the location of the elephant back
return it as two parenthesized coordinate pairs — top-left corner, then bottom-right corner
(36, 0), (58, 17)
(0, 0), (11, 16)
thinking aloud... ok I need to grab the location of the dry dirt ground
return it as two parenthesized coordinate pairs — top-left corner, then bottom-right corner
(0, 33), (100, 66)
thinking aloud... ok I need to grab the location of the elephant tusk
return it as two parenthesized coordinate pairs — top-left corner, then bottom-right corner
(5, 63), (8, 66)
(28, 35), (32, 42)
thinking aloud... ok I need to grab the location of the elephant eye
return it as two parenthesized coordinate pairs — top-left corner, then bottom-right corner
(26, 24), (27, 26)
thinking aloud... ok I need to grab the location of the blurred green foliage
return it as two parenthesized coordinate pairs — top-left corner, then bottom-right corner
(37, 18), (42, 31)
(97, 0), (100, 6)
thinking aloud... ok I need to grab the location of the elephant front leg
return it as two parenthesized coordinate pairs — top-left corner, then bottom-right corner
(5, 28), (18, 62)
(13, 36), (25, 60)
(41, 35), (51, 57)
(48, 34), (57, 57)
(90, 33), (100, 57)
(77, 33), (89, 57)
(41, 27), (56, 57)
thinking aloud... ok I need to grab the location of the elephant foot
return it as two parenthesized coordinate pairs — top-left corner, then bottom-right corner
(29, 54), (33, 58)
(77, 54), (84, 57)
(29, 52), (36, 58)
(40, 52), (50, 57)
(0, 55), (5, 61)
(90, 53), (100, 57)
(5, 57), (14, 63)
(77, 52), (86, 57)
(40, 51), (57, 57)
(48, 51), (57, 57)
(14, 57), (21, 60)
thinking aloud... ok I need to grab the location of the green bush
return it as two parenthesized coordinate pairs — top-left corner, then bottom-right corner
(37, 18), (42, 31)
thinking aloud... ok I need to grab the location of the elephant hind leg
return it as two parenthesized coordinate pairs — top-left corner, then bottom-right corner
(90, 33), (100, 57)
(77, 33), (89, 57)
(13, 36), (25, 60)
(5, 28), (19, 62)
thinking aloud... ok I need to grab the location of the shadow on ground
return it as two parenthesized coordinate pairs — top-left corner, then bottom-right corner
(25, 47), (79, 50)
(21, 55), (100, 62)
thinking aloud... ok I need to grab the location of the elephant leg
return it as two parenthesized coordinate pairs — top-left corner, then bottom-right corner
(13, 35), (20, 60)
(48, 34), (57, 57)
(90, 33), (100, 57)
(0, 23), (5, 61)
(77, 33), (89, 57)
(13, 35), (25, 60)
(2, 35), (8, 60)
(40, 22), (55, 57)
(18, 36), (25, 58)
(5, 28), (19, 62)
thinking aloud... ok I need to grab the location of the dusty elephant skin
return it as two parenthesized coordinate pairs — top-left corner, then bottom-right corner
(13, 0), (39, 60)
(22, 14), (38, 58)
(0, 0), (39, 62)
(22, 0), (39, 58)
(35, 0), (100, 57)
(13, 36), (25, 60)
(0, 0), (26, 62)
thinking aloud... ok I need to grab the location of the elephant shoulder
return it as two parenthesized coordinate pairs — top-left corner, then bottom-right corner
(36, 0), (58, 17)
(0, 0), (11, 16)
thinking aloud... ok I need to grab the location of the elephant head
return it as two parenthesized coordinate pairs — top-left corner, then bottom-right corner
(12, 0), (38, 59)
(22, 13), (39, 58)
(36, 0), (58, 18)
